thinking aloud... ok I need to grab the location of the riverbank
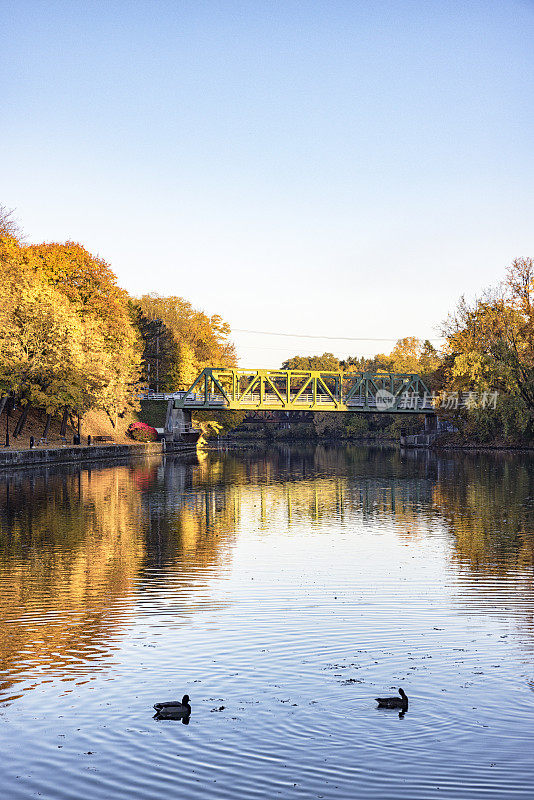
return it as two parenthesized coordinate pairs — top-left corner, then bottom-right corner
(216, 434), (397, 445)
(215, 433), (534, 453)
(0, 440), (198, 471)
(433, 442), (534, 452)
(0, 402), (173, 452)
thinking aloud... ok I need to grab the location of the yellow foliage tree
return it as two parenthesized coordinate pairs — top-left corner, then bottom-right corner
(389, 337), (439, 375)
(137, 294), (236, 382)
(0, 234), (142, 423)
(173, 341), (198, 388)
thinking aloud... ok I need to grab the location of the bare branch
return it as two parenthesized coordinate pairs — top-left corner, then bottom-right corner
(0, 205), (22, 239)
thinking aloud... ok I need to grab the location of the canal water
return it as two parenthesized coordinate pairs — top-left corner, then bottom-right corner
(0, 445), (533, 799)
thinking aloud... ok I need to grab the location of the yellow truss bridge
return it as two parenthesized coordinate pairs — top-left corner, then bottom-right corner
(168, 368), (435, 414)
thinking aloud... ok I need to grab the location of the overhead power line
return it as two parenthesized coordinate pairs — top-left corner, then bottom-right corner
(234, 328), (443, 343)
(237, 343), (403, 355)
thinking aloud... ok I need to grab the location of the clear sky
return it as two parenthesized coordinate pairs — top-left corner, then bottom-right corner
(2, 0), (533, 367)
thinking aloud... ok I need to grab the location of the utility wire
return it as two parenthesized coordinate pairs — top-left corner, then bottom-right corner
(234, 328), (443, 343)
(237, 344), (398, 355)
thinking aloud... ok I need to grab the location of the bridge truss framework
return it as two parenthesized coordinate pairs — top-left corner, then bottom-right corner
(171, 368), (435, 414)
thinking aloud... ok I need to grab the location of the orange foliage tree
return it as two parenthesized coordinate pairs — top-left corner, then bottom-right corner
(0, 233), (142, 423)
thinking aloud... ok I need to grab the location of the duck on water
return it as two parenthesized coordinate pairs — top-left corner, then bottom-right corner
(375, 688), (408, 712)
(154, 695), (191, 719)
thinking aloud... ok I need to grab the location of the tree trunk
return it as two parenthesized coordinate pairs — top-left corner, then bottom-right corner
(13, 404), (30, 438)
(59, 408), (69, 436)
(42, 414), (52, 438)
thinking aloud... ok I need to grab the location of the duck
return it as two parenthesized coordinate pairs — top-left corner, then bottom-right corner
(375, 688), (408, 711)
(153, 694), (191, 719)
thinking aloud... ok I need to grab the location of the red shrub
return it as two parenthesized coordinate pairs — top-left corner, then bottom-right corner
(127, 422), (158, 442)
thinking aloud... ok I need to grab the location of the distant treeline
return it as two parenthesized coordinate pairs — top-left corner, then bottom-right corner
(274, 258), (534, 445)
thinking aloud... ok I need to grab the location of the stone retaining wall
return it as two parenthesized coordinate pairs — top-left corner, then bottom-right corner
(0, 440), (197, 470)
(400, 433), (437, 448)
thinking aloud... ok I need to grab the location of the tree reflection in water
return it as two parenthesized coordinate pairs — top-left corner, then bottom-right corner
(0, 445), (533, 704)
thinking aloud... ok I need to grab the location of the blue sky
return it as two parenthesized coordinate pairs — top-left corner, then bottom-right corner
(2, 0), (533, 366)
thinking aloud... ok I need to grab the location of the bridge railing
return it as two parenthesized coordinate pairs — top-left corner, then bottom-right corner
(168, 391), (434, 410)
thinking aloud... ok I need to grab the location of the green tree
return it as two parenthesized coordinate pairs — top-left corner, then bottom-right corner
(340, 353), (394, 373)
(132, 307), (178, 391)
(419, 340), (440, 376)
(281, 352), (340, 371)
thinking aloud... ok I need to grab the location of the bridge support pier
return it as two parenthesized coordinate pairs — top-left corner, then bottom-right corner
(164, 402), (194, 442)
(424, 414), (437, 432)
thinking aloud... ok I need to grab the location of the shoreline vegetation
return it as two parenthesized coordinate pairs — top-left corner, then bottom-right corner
(0, 206), (236, 447)
(1, 206), (534, 451)
(212, 431), (534, 456)
(215, 431), (534, 453)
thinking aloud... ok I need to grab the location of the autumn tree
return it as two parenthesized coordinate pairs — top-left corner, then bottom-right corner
(174, 341), (198, 388)
(24, 242), (142, 423)
(340, 338), (440, 378)
(442, 258), (534, 440)
(390, 337), (422, 372)
(0, 228), (142, 424)
(0, 237), (89, 412)
(136, 294), (236, 388)
(387, 337), (440, 376)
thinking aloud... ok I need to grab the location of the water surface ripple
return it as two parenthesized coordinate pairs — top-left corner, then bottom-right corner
(0, 445), (533, 799)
